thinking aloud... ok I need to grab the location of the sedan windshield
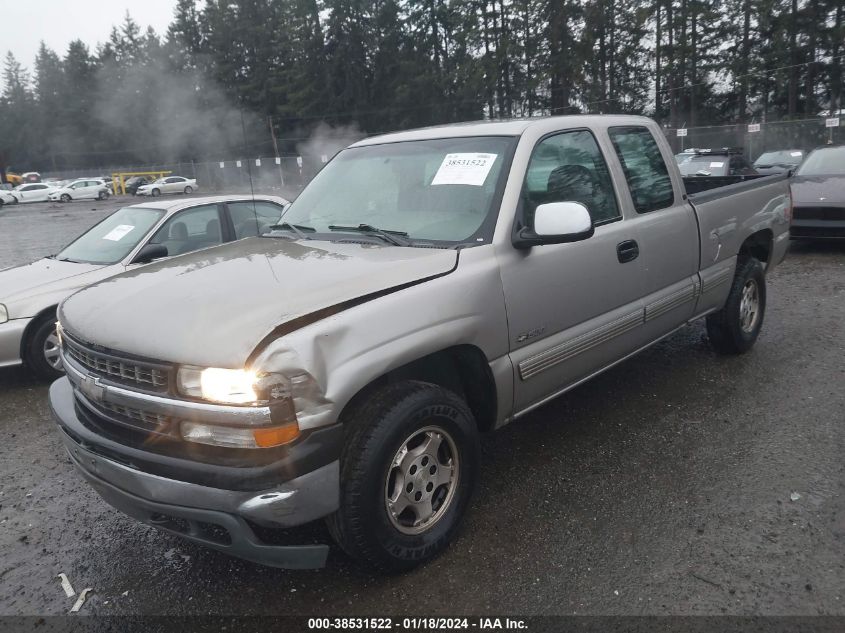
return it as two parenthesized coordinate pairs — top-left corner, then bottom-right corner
(56, 207), (165, 264)
(795, 147), (845, 176)
(754, 150), (803, 166)
(278, 136), (516, 244)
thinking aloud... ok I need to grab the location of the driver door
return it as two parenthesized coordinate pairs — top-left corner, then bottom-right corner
(497, 129), (646, 414)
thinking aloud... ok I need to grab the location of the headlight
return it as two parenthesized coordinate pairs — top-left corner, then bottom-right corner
(176, 366), (292, 405)
(0, 304), (8, 324)
(176, 365), (318, 449)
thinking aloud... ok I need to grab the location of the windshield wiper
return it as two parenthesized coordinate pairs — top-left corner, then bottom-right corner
(268, 222), (315, 240)
(328, 223), (410, 247)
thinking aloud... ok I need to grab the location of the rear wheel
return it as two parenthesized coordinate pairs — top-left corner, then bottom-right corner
(184, 185), (193, 194)
(327, 381), (479, 572)
(60, 194), (71, 203)
(706, 257), (766, 354)
(24, 316), (64, 380)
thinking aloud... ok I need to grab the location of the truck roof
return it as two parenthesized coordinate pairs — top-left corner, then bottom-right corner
(352, 114), (656, 147)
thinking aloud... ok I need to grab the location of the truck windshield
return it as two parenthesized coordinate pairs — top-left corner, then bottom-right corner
(278, 136), (516, 244)
(795, 147), (845, 176)
(56, 207), (165, 264)
(677, 155), (729, 177)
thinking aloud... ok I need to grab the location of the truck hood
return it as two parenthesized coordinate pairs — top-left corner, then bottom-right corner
(59, 237), (458, 368)
(0, 258), (111, 318)
(791, 175), (845, 205)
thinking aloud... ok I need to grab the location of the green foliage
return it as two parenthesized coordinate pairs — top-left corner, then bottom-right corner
(0, 0), (841, 171)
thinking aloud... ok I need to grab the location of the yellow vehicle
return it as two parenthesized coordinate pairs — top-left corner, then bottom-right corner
(4, 172), (23, 186)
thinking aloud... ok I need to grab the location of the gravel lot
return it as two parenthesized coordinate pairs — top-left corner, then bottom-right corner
(0, 197), (843, 617)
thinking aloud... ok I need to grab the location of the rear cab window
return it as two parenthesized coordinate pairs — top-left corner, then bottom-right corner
(608, 126), (675, 213)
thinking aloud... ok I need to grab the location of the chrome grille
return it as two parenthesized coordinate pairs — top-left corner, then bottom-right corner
(63, 334), (170, 391)
(98, 401), (169, 428)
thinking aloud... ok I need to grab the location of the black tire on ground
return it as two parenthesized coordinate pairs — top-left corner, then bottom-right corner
(184, 185), (193, 194)
(706, 257), (767, 355)
(151, 188), (161, 197)
(60, 194), (71, 203)
(23, 316), (64, 380)
(327, 380), (480, 573)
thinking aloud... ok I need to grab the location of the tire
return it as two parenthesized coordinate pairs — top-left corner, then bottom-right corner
(98, 190), (109, 200)
(151, 188), (161, 197)
(706, 257), (766, 355)
(184, 185), (193, 194)
(24, 316), (64, 380)
(327, 380), (480, 573)
(60, 194), (71, 203)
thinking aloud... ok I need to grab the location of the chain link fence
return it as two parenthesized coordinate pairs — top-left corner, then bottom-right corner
(662, 117), (842, 161)
(39, 154), (337, 197)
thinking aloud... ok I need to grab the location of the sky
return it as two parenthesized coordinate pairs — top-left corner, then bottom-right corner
(3, 0), (178, 70)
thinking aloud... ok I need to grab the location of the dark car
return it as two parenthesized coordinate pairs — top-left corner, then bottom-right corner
(790, 145), (845, 240)
(676, 148), (758, 178)
(753, 149), (805, 175)
(124, 176), (151, 195)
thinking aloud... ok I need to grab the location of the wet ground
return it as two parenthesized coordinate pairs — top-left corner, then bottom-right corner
(0, 198), (843, 616)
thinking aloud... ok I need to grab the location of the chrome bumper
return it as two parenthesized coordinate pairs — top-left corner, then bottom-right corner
(0, 318), (30, 368)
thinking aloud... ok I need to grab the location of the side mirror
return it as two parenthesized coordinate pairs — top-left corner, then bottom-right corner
(513, 202), (594, 249)
(131, 243), (168, 264)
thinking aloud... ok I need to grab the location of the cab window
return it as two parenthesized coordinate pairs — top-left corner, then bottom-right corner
(608, 126), (675, 213)
(523, 129), (620, 226)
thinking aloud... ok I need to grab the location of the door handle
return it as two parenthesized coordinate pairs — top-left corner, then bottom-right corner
(617, 239), (639, 263)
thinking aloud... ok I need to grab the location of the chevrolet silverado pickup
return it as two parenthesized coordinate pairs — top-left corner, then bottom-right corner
(50, 115), (791, 572)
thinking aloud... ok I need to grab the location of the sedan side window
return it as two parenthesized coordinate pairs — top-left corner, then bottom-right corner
(523, 129), (621, 227)
(228, 201), (286, 238)
(149, 204), (223, 256)
(608, 126), (675, 214)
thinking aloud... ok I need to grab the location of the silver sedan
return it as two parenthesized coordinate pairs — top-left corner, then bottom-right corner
(0, 194), (288, 377)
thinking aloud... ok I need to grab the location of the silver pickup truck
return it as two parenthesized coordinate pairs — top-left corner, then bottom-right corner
(49, 115), (791, 572)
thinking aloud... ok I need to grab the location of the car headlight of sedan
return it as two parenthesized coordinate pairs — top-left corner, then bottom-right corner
(0, 304), (8, 324)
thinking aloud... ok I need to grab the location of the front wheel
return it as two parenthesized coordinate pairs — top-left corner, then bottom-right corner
(60, 194), (71, 203)
(97, 190), (109, 200)
(327, 381), (480, 572)
(184, 185), (193, 194)
(706, 257), (766, 354)
(151, 188), (161, 197)
(24, 316), (64, 380)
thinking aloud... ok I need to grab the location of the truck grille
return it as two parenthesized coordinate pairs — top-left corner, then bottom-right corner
(793, 206), (845, 221)
(63, 333), (170, 392)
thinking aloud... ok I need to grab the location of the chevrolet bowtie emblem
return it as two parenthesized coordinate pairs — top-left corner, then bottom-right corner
(80, 375), (106, 402)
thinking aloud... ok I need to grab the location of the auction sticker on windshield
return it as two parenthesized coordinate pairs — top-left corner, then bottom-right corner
(432, 153), (498, 186)
(102, 225), (135, 241)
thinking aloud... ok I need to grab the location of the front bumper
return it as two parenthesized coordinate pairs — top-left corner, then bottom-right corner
(50, 377), (338, 568)
(0, 317), (30, 368)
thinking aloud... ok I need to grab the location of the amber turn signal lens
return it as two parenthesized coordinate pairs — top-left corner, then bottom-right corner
(252, 423), (300, 448)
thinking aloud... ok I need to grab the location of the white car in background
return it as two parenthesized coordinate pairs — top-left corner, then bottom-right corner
(0, 195), (288, 377)
(0, 189), (18, 206)
(135, 176), (198, 197)
(11, 183), (59, 203)
(48, 179), (110, 202)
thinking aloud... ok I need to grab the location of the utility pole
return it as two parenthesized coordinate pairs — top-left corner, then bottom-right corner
(268, 115), (285, 188)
